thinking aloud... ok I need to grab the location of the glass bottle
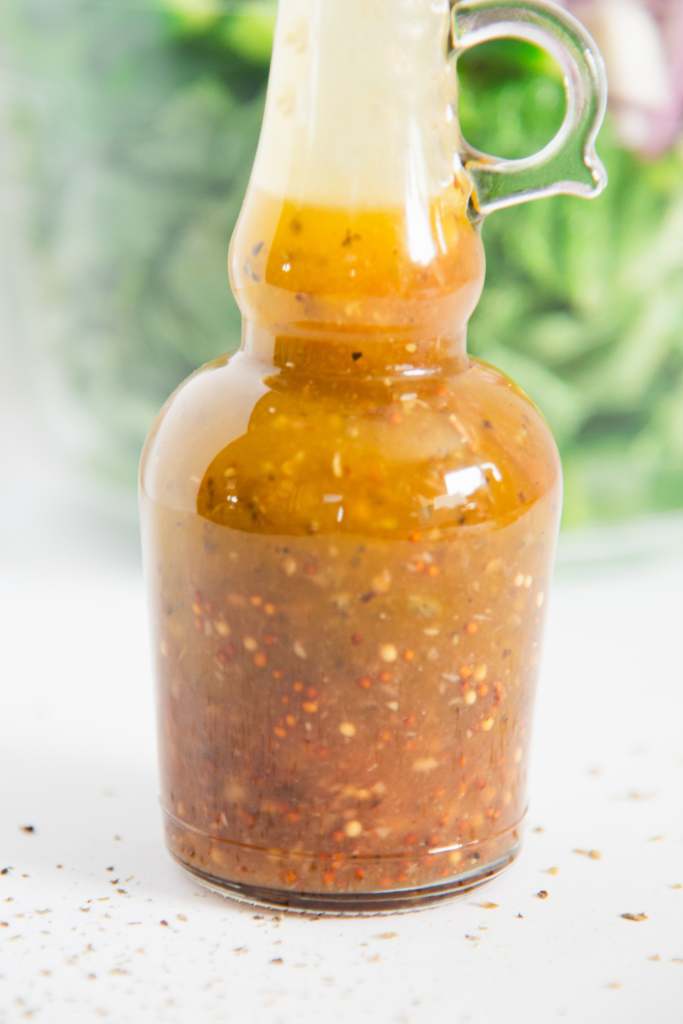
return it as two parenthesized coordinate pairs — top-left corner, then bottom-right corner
(140, 0), (607, 912)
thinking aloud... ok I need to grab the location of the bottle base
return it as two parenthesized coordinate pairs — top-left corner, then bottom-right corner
(173, 846), (519, 916)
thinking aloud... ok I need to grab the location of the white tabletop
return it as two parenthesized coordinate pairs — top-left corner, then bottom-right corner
(2, 536), (682, 1023)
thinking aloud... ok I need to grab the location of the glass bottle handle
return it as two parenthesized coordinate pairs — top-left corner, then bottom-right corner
(451, 0), (608, 216)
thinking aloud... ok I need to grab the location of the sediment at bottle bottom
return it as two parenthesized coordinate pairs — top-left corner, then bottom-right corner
(164, 811), (522, 913)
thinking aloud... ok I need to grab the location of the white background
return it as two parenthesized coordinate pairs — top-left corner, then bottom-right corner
(1, 495), (682, 1024)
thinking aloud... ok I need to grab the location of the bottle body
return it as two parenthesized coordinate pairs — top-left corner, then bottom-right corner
(140, 326), (561, 911)
(140, 0), (563, 911)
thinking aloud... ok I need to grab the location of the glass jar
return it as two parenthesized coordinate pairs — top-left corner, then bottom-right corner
(140, 0), (607, 912)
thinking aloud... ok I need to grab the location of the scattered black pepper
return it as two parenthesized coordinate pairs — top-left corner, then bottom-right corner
(352, 352), (363, 362)
(536, 890), (549, 900)
(20, 825), (35, 834)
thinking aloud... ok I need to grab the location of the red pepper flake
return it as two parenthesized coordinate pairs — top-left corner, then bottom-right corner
(358, 676), (373, 690)
(351, 633), (364, 646)
(250, 595), (263, 607)
(354, 868), (366, 880)
(322, 870), (336, 886)
(273, 726), (287, 739)
(292, 681), (305, 693)
(403, 649), (416, 663)
(465, 621), (479, 636)
(264, 603), (277, 616)
(379, 671), (393, 684)
(253, 653), (268, 668)
(285, 714), (297, 728)
(302, 702), (318, 714)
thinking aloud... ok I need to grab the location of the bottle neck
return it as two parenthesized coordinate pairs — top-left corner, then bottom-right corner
(229, 0), (485, 369)
(241, 321), (470, 378)
(251, 0), (461, 207)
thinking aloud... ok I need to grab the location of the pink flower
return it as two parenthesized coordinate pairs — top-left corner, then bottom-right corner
(563, 0), (683, 155)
